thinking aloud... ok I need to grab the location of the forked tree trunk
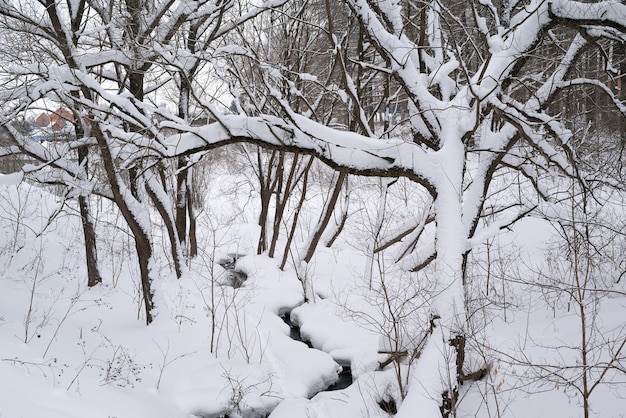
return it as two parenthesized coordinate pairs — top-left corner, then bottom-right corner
(268, 152), (288, 258)
(175, 163), (197, 258)
(396, 136), (467, 416)
(257, 149), (279, 254)
(175, 72), (198, 258)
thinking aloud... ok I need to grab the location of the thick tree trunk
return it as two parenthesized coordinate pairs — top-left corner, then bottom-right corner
(93, 124), (154, 324)
(397, 135), (467, 416)
(146, 176), (183, 278)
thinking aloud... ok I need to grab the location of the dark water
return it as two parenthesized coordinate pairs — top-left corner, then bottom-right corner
(280, 311), (354, 392)
(217, 254), (248, 288)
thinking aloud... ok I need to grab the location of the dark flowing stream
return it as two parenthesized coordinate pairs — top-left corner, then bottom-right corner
(200, 255), (354, 418)
(279, 311), (353, 392)
(217, 254), (248, 288)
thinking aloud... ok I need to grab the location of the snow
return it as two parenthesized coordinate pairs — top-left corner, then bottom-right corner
(0, 172), (23, 184)
(0, 0), (625, 417)
(1, 145), (626, 417)
(0, 178), (343, 417)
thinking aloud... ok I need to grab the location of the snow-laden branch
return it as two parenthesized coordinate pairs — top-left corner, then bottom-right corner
(0, 121), (93, 193)
(162, 113), (438, 194)
(549, 0), (626, 33)
(563, 78), (626, 117)
(346, 0), (443, 140)
(528, 34), (588, 111)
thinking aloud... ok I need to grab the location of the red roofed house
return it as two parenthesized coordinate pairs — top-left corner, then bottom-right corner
(33, 107), (75, 142)
(35, 107), (74, 131)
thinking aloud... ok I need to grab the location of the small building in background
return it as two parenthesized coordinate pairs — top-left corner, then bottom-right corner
(33, 107), (75, 142)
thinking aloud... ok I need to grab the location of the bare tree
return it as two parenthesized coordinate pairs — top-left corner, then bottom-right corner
(0, 0), (287, 323)
(500, 179), (626, 418)
(0, 1), (103, 287)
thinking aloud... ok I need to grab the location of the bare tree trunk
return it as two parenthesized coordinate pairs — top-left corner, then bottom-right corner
(302, 171), (347, 264)
(187, 174), (198, 257)
(268, 152), (287, 258)
(175, 156), (188, 247)
(77, 132), (102, 287)
(257, 149), (279, 254)
(324, 175), (349, 248)
(45, 1), (102, 288)
(280, 156), (314, 270)
(269, 153), (309, 258)
(175, 70), (198, 258)
(175, 156), (198, 259)
(134, 232), (154, 324)
(258, 186), (272, 254)
(146, 175), (183, 278)
(79, 194), (102, 287)
(93, 125), (154, 323)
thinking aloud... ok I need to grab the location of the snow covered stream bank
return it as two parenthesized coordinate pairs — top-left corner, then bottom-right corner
(0, 181), (387, 418)
(279, 310), (353, 392)
(217, 254), (249, 289)
(211, 253), (359, 414)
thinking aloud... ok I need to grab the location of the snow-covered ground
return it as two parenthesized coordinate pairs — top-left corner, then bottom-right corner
(1, 155), (625, 417)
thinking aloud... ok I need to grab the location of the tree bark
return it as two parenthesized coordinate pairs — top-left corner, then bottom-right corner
(45, 0), (102, 288)
(187, 174), (198, 257)
(77, 134), (102, 287)
(146, 175), (183, 278)
(93, 124), (154, 324)
(269, 153), (307, 258)
(302, 171), (347, 264)
(257, 149), (279, 254)
(175, 69), (198, 258)
(280, 156), (314, 270)
(79, 193), (102, 287)
(175, 156), (189, 249)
